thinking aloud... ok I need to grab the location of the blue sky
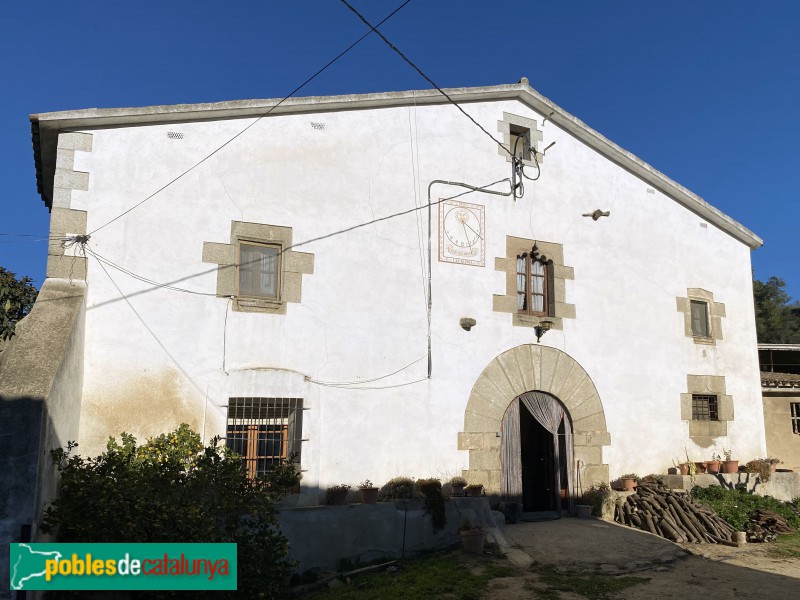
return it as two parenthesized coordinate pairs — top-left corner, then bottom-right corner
(1, 1), (798, 299)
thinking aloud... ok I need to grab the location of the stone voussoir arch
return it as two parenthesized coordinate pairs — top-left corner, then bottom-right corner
(457, 344), (611, 493)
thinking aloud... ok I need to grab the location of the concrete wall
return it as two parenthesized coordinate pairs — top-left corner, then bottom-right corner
(37, 93), (764, 500)
(762, 390), (800, 472)
(0, 278), (85, 587)
(277, 498), (500, 573)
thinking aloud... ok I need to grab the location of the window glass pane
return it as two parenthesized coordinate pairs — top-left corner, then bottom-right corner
(532, 275), (544, 294)
(532, 261), (545, 275)
(240, 244), (279, 298)
(517, 272), (526, 295)
(532, 294), (544, 313)
(517, 292), (526, 310)
(690, 300), (709, 337)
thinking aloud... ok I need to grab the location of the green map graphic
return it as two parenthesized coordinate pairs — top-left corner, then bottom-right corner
(10, 543), (62, 590)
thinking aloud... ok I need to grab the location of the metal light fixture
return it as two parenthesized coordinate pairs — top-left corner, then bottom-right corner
(534, 319), (554, 343)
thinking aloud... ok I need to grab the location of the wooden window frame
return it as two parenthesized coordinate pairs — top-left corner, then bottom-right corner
(691, 394), (719, 421)
(237, 239), (282, 302)
(517, 245), (553, 317)
(690, 300), (711, 338)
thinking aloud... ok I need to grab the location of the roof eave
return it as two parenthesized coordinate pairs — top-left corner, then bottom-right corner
(29, 80), (763, 249)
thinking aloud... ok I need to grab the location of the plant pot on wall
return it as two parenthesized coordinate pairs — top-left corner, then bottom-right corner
(327, 489), (349, 506)
(460, 528), (485, 554)
(694, 462), (707, 474)
(722, 460), (739, 474)
(621, 478), (637, 492)
(678, 463), (690, 476)
(359, 487), (379, 504)
(450, 484), (466, 497)
(466, 485), (483, 498)
(706, 460), (721, 474)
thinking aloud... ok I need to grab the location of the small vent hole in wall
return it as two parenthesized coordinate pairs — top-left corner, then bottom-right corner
(646, 188), (655, 194)
(167, 131), (184, 139)
(310, 122), (325, 130)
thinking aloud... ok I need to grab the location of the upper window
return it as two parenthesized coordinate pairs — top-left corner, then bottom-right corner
(226, 397), (303, 478)
(238, 241), (280, 300)
(690, 300), (710, 338)
(692, 394), (718, 421)
(792, 403), (800, 435)
(517, 244), (553, 316)
(509, 125), (532, 161)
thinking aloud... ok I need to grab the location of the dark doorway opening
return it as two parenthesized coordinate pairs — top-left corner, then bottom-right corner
(520, 403), (555, 511)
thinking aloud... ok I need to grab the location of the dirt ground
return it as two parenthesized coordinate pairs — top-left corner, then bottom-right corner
(484, 518), (800, 599)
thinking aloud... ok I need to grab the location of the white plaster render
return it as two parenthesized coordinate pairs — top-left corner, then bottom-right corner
(32, 88), (764, 498)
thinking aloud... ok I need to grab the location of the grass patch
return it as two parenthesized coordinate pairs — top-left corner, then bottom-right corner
(532, 565), (649, 600)
(690, 486), (800, 531)
(768, 532), (800, 559)
(304, 552), (520, 600)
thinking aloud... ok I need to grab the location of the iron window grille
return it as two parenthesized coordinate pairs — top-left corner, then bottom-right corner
(691, 394), (718, 421)
(792, 402), (800, 435)
(225, 397), (303, 478)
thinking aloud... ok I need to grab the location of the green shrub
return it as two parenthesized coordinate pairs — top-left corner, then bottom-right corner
(379, 476), (417, 500)
(41, 424), (300, 599)
(690, 485), (800, 531)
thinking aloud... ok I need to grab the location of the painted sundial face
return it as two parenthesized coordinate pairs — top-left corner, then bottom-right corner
(438, 200), (485, 267)
(444, 207), (482, 248)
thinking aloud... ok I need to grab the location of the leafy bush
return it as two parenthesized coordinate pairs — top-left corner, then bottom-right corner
(40, 424), (300, 599)
(745, 459), (773, 483)
(379, 476), (417, 500)
(690, 485), (800, 531)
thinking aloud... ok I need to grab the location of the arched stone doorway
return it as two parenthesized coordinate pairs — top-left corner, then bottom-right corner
(457, 345), (610, 496)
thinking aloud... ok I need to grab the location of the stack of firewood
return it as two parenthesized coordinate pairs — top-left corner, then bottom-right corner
(747, 510), (795, 543)
(614, 483), (737, 544)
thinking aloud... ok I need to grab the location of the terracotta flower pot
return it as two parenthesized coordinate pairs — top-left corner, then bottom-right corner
(706, 460), (721, 474)
(450, 484), (466, 497)
(467, 485), (483, 498)
(678, 463), (690, 476)
(359, 487), (379, 504)
(460, 528), (485, 554)
(769, 463), (778, 473)
(722, 460), (739, 474)
(694, 462), (707, 474)
(621, 478), (637, 491)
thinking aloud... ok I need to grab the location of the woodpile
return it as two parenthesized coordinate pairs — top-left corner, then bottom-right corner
(747, 510), (795, 543)
(614, 483), (738, 544)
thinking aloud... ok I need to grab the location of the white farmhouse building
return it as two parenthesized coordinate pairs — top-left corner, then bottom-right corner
(6, 79), (765, 519)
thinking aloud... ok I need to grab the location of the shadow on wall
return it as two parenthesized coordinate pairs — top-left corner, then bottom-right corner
(0, 396), (58, 593)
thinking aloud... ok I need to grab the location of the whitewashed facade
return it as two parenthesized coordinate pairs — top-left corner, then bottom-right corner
(30, 80), (765, 507)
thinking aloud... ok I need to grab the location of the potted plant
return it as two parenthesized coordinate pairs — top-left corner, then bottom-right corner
(706, 453), (722, 474)
(358, 479), (379, 504)
(619, 473), (639, 491)
(458, 517), (485, 554)
(722, 449), (739, 474)
(326, 484), (351, 506)
(672, 458), (690, 475)
(694, 461), (707, 474)
(766, 457), (782, 473)
(448, 476), (467, 497)
(466, 483), (483, 498)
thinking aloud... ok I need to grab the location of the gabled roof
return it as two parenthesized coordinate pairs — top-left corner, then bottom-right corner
(30, 79), (762, 249)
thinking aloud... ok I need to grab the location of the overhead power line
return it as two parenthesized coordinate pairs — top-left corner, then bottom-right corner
(88, 0), (414, 236)
(339, 0), (512, 158)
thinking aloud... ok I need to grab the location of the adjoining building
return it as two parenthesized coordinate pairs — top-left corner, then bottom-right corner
(760, 343), (800, 471)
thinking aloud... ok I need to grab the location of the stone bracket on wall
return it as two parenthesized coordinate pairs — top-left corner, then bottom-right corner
(458, 344), (610, 493)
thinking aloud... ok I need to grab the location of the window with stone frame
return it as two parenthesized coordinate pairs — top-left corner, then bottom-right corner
(517, 244), (554, 316)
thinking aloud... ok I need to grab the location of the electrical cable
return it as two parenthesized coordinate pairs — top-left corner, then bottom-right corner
(308, 377), (428, 390)
(307, 354), (426, 386)
(87, 0), (413, 236)
(339, 0), (512, 158)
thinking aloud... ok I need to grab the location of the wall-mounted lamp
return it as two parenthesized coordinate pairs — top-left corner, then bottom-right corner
(459, 317), (477, 331)
(534, 319), (554, 343)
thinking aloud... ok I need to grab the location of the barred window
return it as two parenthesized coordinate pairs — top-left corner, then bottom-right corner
(692, 394), (718, 421)
(226, 397), (303, 478)
(792, 403), (800, 435)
